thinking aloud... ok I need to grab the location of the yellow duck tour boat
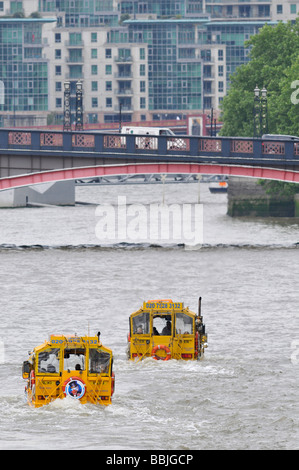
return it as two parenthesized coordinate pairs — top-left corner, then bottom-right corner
(127, 298), (208, 361)
(22, 332), (115, 408)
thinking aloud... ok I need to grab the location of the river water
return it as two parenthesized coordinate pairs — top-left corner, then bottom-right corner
(0, 182), (298, 450)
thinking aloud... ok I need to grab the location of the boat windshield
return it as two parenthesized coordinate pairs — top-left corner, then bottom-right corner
(38, 348), (60, 374)
(89, 349), (110, 374)
(132, 312), (150, 334)
(175, 312), (193, 334)
(153, 314), (172, 336)
(64, 348), (85, 371)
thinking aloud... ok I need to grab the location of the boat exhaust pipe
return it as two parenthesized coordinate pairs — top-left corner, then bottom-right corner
(198, 296), (202, 318)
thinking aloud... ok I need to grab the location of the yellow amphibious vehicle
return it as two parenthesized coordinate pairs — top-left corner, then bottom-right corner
(22, 332), (115, 408)
(127, 298), (207, 361)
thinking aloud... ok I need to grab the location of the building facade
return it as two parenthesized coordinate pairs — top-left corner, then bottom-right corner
(0, 0), (294, 127)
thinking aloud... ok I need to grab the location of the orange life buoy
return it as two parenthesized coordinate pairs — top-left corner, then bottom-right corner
(111, 372), (115, 396)
(62, 376), (86, 399)
(195, 331), (199, 356)
(151, 344), (171, 361)
(30, 370), (35, 388)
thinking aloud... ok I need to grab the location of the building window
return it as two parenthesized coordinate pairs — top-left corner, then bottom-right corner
(55, 82), (62, 92)
(92, 97), (98, 108)
(218, 50), (224, 61)
(91, 65), (98, 75)
(106, 97), (112, 108)
(105, 48), (112, 59)
(140, 48), (145, 60)
(218, 81), (224, 93)
(91, 49), (97, 59)
(291, 4), (296, 13)
(91, 81), (98, 91)
(277, 4), (283, 13)
(56, 98), (62, 108)
(140, 81), (146, 93)
(106, 81), (112, 91)
(218, 65), (223, 77)
(105, 65), (112, 75)
(140, 64), (145, 76)
(140, 97), (146, 109)
(55, 49), (61, 60)
(91, 32), (97, 43)
(55, 33), (61, 43)
(55, 66), (62, 76)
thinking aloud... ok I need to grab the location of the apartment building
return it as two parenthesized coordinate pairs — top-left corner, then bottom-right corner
(0, 0), (294, 127)
(271, 0), (299, 20)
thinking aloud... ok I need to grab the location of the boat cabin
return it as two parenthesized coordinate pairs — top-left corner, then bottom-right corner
(127, 299), (207, 361)
(22, 333), (115, 407)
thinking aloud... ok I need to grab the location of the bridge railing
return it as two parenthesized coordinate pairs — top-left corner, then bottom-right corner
(2, 128), (299, 162)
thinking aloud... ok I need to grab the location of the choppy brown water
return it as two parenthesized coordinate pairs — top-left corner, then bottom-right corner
(0, 184), (298, 450)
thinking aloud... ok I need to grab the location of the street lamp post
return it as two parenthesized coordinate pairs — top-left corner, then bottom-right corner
(260, 86), (268, 135)
(253, 85), (268, 137)
(75, 80), (83, 131)
(63, 81), (71, 131)
(253, 85), (260, 138)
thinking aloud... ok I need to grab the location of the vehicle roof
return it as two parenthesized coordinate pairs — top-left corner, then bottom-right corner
(130, 300), (196, 317)
(262, 134), (299, 141)
(32, 335), (112, 354)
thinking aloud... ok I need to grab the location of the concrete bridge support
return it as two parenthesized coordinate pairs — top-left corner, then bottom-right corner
(0, 180), (75, 208)
(227, 177), (295, 217)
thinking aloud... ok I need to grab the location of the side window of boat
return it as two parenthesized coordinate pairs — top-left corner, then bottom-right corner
(89, 349), (110, 374)
(132, 312), (149, 334)
(38, 348), (60, 373)
(175, 313), (193, 335)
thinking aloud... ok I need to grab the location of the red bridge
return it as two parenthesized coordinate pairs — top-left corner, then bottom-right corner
(0, 129), (299, 191)
(0, 162), (298, 192)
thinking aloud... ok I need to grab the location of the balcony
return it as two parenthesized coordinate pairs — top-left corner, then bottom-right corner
(114, 56), (133, 63)
(65, 40), (84, 47)
(114, 73), (133, 79)
(115, 88), (133, 96)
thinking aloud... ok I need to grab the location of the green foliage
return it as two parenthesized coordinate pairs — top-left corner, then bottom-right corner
(220, 19), (299, 137)
(259, 180), (299, 198)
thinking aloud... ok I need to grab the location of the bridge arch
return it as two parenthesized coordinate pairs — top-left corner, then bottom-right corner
(0, 163), (299, 191)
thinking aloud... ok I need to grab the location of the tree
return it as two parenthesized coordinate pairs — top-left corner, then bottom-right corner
(220, 20), (299, 137)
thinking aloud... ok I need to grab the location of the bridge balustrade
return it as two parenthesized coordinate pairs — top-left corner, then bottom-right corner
(2, 129), (299, 164)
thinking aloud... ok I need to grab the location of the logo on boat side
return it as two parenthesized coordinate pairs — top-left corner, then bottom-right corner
(95, 196), (203, 247)
(64, 379), (86, 399)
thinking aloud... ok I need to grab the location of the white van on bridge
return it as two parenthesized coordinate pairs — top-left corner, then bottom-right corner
(121, 126), (175, 136)
(121, 126), (187, 151)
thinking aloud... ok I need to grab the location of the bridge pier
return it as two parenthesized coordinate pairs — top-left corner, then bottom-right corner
(0, 180), (75, 208)
(227, 177), (295, 217)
